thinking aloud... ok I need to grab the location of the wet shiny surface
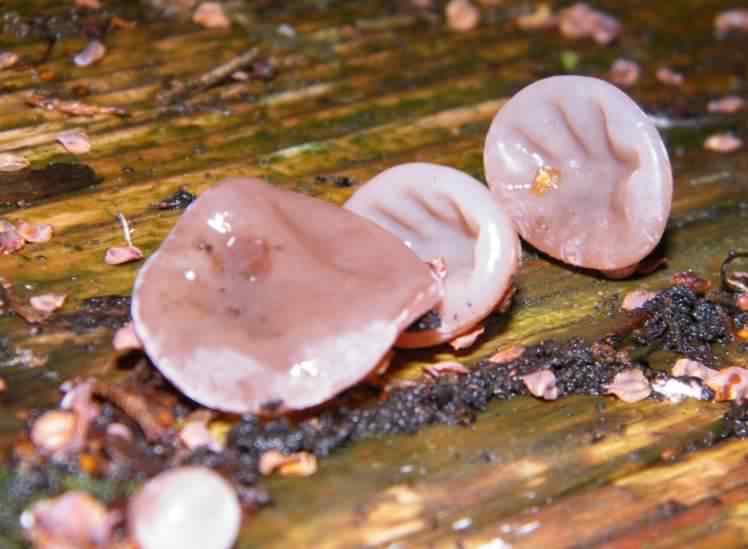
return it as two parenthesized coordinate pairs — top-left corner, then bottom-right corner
(484, 75), (673, 270)
(132, 177), (441, 413)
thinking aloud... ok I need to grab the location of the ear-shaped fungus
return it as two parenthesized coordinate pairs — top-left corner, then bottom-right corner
(344, 163), (520, 348)
(131, 177), (441, 414)
(483, 75), (672, 274)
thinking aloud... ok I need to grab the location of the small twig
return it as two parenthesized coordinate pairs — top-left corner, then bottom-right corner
(721, 250), (748, 293)
(116, 212), (133, 247)
(92, 380), (169, 441)
(159, 47), (259, 104)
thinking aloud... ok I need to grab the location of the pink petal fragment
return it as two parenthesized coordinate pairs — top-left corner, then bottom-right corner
(656, 67), (684, 87)
(621, 289), (657, 311)
(704, 133), (743, 153)
(57, 129), (91, 154)
(15, 219), (53, 243)
(129, 467), (241, 549)
(446, 0), (480, 32)
(521, 369), (559, 400)
(259, 450), (318, 477)
(0, 152), (29, 172)
(0, 220), (25, 254)
(30, 293), (66, 314)
(22, 491), (116, 549)
(705, 366), (748, 401)
(707, 96), (745, 114)
(608, 58), (640, 88)
(193, 2), (231, 28)
(178, 411), (224, 452)
(105, 245), (144, 265)
(558, 2), (620, 45)
(0, 51), (19, 70)
(449, 325), (485, 350)
(604, 369), (651, 402)
(715, 9), (748, 36)
(489, 344), (526, 364)
(515, 4), (558, 30)
(73, 40), (106, 67)
(424, 361), (470, 378)
(112, 322), (143, 351)
(671, 358), (719, 380)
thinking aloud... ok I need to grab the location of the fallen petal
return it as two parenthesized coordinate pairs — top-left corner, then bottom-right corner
(604, 369), (651, 402)
(0, 220), (25, 254)
(259, 450), (318, 477)
(715, 8), (748, 36)
(521, 369), (559, 400)
(489, 344), (525, 364)
(424, 361), (470, 378)
(105, 245), (144, 265)
(446, 0), (480, 32)
(656, 67), (684, 86)
(608, 58), (640, 88)
(129, 467), (241, 549)
(178, 411), (224, 452)
(0, 152), (29, 172)
(193, 2), (231, 28)
(705, 366), (748, 401)
(449, 325), (485, 350)
(30, 293), (66, 314)
(0, 51), (19, 70)
(621, 289), (657, 311)
(22, 491), (115, 548)
(112, 322), (143, 351)
(57, 129), (91, 154)
(73, 40), (106, 67)
(704, 133), (742, 153)
(707, 96), (745, 114)
(671, 358), (719, 380)
(15, 219), (53, 243)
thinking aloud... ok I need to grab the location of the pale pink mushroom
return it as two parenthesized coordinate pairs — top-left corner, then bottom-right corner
(484, 76), (672, 274)
(608, 58), (640, 88)
(193, 2), (231, 28)
(129, 467), (240, 549)
(715, 8), (748, 36)
(604, 369), (651, 402)
(178, 410), (224, 452)
(30, 411), (78, 456)
(345, 163), (520, 348)
(132, 177), (440, 413)
(30, 293), (66, 314)
(521, 369), (559, 400)
(445, 0), (480, 32)
(656, 67), (684, 87)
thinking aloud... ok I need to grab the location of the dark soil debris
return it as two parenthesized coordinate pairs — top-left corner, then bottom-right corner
(153, 189), (196, 210)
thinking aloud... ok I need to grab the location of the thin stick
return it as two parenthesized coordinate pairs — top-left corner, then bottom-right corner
(117, 212), (133, 247)
(159, 47), (259, 104)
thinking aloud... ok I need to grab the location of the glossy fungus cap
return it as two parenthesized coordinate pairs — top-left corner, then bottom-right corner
(132, 177), (441, 414)
(484, 75), (672, 271)
(345, 163), (520, 347)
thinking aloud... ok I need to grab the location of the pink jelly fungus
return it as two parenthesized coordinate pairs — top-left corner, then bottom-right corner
(344, 163), (520, 348)
(484, 75), (672, 272)
(129, 467), (240, 549)
(132, 177), (440, 414)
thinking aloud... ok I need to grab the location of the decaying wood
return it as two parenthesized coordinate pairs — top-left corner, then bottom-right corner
(0, 0), (747, 547)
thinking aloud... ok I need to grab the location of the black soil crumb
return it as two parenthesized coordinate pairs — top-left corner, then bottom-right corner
(153, 189), (196, 210)
(314, 175), (355, 188)
(722, 402), (748, 439)
(46, 294), (131, 334)
(633, 285), (730, 362)
(407, 309), (442, 332)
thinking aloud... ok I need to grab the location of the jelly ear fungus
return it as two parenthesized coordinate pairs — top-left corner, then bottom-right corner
(345, 162), (520, 348)
(483, 75), (673, 276)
